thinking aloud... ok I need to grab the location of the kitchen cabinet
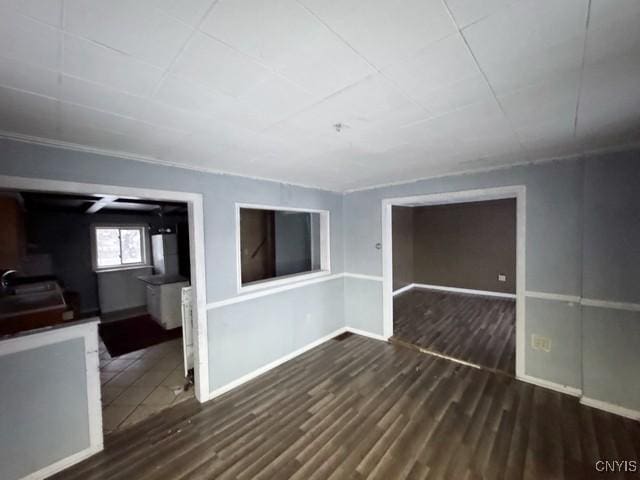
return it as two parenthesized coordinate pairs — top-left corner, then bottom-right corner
(0, 196), (25, 269)
(146, 281), (189, 330)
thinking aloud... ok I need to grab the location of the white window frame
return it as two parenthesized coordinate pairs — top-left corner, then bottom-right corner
(235, 203), (331, 293)
(90, 223), (150, 272)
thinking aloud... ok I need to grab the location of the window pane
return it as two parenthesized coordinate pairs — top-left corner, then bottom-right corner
(96, 228), (121, 267)
(120, 229), (142, 264)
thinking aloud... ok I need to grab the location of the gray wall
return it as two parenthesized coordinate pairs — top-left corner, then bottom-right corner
(2, 136), (638, 416)
(25, 210), (167, 313)
(274, 211), (311, 276)
(208, 277), (344, 389)
(391, 206), (414, 290)
(412, 199), (516, 293)
(0, 138), (345, 396)
(344, 150), (640, 413)
(96, 265), (153, 314)
(0, 338), (90, 480)
(581, 151), (640, 410)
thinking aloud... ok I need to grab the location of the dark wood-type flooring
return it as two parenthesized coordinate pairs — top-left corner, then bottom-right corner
(53, 333), (639, 480)
(394, 289), (516, 375)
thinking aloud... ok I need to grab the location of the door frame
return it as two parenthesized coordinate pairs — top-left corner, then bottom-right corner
(381, 185), (526, 378)
(0, 174), (210, 401)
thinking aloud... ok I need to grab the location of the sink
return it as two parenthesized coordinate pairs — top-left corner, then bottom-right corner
(0, 282), (66, 319)
(14, 281), (59, 295)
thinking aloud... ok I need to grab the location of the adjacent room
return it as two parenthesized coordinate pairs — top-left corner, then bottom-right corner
(391, 199), (517, 375)
(0, 189), (195, 433)
(0, 1), (639, 479)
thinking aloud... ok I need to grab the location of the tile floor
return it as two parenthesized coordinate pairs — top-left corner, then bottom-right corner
(99, 337), (194, 433)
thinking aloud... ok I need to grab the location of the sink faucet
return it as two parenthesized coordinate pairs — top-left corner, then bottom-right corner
(1, 270), (17, 294)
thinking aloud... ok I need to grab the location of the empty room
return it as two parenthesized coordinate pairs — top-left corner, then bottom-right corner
(0, 1), (639, 479)
(392, 198), (517, 375)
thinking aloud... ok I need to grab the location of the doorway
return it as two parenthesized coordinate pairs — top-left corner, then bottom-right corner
(0, 174), (208, 436)
(381, 186), (526, 378)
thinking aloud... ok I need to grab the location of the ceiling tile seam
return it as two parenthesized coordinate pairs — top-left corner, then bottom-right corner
(0, 55), (253, 128)
(4, 8), (169, 74)
(255, 73), (389, 134)
(149, 0), (222, 98)
(193, 30), (318, 98)
(0, 131), (343, 193)
(56, 0), (66, 139)
(0, 82), (196, 138)
(454, 0), (520, 31)
(292, 0), (438, 117)
(572, 0), (593, 139)
(0, 4), (60, 29)
(439, 0), (530, 159)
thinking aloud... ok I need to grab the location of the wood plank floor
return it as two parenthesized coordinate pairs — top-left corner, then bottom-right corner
(52, 334), (639, 480)
(393, 289), (516, 375)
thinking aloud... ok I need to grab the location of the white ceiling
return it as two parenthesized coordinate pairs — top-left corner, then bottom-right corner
(0, 0), (638, 191)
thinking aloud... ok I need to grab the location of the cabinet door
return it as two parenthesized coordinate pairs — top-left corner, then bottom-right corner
(146, 285), (161, 321)
(0, 197), (23, 269)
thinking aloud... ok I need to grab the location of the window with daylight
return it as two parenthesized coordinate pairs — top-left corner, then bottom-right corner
(92, 225), (148, 270)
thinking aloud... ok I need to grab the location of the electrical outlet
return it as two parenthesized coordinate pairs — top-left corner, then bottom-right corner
(498, 274), (506, 282)
(531, 334), (551, 352)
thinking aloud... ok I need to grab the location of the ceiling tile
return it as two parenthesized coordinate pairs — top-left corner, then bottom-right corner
(298, 0), (457, 69)
(382, 34), (488, 110)
(498, 69), (581, 128)
(64, 0), (193, 69)
(155, 0), (216, 26)
(0, 86), (59, 138)
(0, 56), (60, 98)
(154, 74), (236, 115)
(585, 3), (640, 65)
(463, 0), (588, 93)
(236, 75), (317, 124)
(201, 0), (373, 96)
(63, 35), (164, 96)
(0, 7), (61, 69)
(589, 0), (640, 32)
(463, 0), (588, 64)
(402, 98), (511, 141)
(416, 75), (493, 116)
(0, 0), (63, 27)
(282, 74), (426, 136)
(59, 102), (151, 136)
(171, 32), (272, 98)
(58, 75), (143, 118)
(444, 0), (516, 28)
(478, 36), (585, 95)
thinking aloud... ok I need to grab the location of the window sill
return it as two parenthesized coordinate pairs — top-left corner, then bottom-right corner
(239, 270), (331, 293)
(94, 265), (152, 274)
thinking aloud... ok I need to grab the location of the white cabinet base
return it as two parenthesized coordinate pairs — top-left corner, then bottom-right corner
(146, 282), (189, 330)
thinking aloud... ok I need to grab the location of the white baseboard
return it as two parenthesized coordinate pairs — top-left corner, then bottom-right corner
(23, 443), (103, 480)
(517, 373), (582, 397)
(411, 283), (516, 299)
(345, 327), (389, 342)
(580, 397), (640, 420)
(206, 327), (348, 401)
(392, 284), (414, 296)
(205, 326), (392, 402)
